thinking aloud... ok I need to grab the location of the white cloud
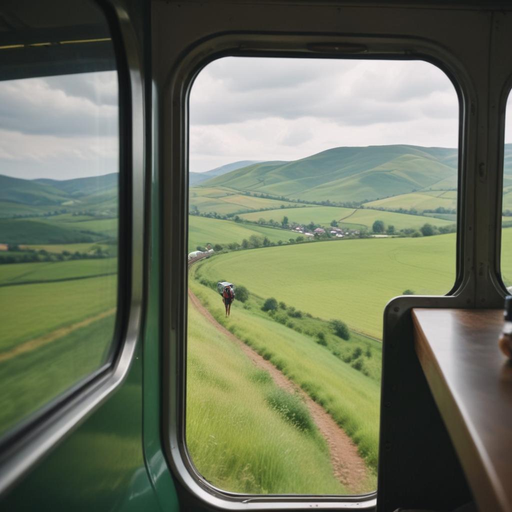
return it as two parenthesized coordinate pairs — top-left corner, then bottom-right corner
(190, 57), (460, 172)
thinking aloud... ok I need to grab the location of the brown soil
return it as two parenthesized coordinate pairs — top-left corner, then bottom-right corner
(0, 308), (117, 363)
(188, 289), (369, 494)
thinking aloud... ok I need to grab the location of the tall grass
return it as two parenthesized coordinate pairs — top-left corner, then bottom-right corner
(189, 276), (379, 488)
(186, 304), (346, 494)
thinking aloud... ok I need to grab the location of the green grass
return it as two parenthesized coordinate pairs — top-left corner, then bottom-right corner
(364, 190), (458, 213)
(189, 216), (289, 251)
(0, 218), (104, 244)
(55, 218), (118, 238)
(189, 277), (380, 479)
(197, 234), (457, 338)
(0, 314), (116, 436)
(240, 206), (454, 231)
(0, 275), (117, 351)
(187, 303), (348, 494)
(0, 258), (117, 286)
(190, 189), (300, 215)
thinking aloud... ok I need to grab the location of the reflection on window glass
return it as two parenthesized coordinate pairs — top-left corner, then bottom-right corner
(187, 57), (458, 495)
(0, 6), (118, 436)
(503, 95), (512, 288)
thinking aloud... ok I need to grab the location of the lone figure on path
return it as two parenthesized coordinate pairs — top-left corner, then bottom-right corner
(222, 285), (235, 317)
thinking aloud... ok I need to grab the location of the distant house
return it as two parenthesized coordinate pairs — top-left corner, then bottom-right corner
(0, 244), (8, 251)
(335, 233), (344, 238)
(314, 227), (325, 234)
(304, 232), (314, 237)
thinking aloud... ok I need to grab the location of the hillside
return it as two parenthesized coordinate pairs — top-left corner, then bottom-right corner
(199, 144), (512, 204)
(190, 160), (260, 186)
(204, 145), (459, 203)
(0, 173), (118, 218)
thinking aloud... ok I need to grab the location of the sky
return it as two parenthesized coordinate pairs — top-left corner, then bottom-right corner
(190, 57), (463, 173)
(0, 71), (118, 180)
(1, 57), (512, 180)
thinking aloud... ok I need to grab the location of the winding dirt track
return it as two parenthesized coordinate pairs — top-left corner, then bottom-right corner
(188, 289), (369, 493)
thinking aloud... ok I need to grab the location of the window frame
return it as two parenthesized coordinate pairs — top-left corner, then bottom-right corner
(161, 31), (469, 510)
(0, 0), (144, 495)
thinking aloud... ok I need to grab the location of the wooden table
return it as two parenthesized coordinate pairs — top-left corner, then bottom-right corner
(413, 309), (512, 512)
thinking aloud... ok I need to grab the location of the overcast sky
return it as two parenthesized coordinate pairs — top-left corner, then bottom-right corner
(190, 57), (464, 173)
(2, 58), (512, 180)
(0, 71), (118, 180)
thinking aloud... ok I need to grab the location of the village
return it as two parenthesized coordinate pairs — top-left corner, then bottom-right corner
(289, 224), (360, 239)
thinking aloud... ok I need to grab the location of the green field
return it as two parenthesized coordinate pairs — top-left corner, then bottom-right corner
(364, 190), (458, 213)
(197, 234), (458, 338)
(189, 216), (290, 251)
(187, 302), (348, 494)
(0, 275), (117, 351)
(240, 206), (454, 231)
(54, 217), (118, 238)
(21, 242), (113, 254)
(0, 314), (115, 436)
(0, 258), (117, 286)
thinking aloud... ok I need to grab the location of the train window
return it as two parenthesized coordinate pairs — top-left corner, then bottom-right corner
(0, 2), (119, 438)
(186, 57), (459, 496)
(503, 93), (512, 288)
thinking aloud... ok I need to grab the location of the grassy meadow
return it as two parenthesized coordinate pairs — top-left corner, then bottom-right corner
(189, 216), (288, 251)
(364, 190), (458, 213)
(187, 303), (348, 494)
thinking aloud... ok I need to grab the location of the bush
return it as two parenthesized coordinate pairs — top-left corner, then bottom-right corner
(372, 220), (385, 233)
(279, 301), (287, 310)
(402, 289), (415, 295)
(330, 319), (350, 340)
(316, 332), (327, 346)
(265, 388), (315, 433)
(262, 297), (278, 312)
(235, 285), (249, 303)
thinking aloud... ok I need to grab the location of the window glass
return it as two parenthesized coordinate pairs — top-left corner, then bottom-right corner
(187, 57), (458, 495)
(503, 94), (512, 287)
(0, 2), (119, 437)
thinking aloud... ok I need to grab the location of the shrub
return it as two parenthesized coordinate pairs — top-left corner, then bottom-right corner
(330, 319), (350, 340)
(279, 301), (287, 310)
(265, 388), (315, 433)
(235, 285), (249, 303)
(262, 297), (278, 312)
(402, 289), (415, 295)
(316, 332), (327, 346)
(372, 220), (385, 233)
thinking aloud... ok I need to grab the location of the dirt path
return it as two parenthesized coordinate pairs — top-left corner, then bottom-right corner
(188, 290), (369, 494)
(0, 308), (117, 363)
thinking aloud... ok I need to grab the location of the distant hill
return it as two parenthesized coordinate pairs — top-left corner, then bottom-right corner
(0, 173), (118, 217)
(205, 145), (462, 203)
(190, 161), (260, 187)
(35, 173), (118, 197)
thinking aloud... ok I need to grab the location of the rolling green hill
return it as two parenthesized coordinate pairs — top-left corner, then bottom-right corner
(190, 161), (259, 187)
(0, 219), (104, 245)
(204, 145), (459, 203)
(0, 175), (69, 206)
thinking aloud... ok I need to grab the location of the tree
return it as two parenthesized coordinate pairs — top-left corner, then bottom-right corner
(262, 297), (278, 312)
(330, 220), (338, 227)
(386, 225), (395, 235)
(242, 239), (249, 249)
(372, 220), (385, 233)
(420, 223), (434, 236)
(213, 244), (223, 252)
(282, 216), (289, 227)
(316, 332), (327, 346)
(403, 289), (415, 295)
(330, 319), (350, 340)
(235, 285), (249, 303)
